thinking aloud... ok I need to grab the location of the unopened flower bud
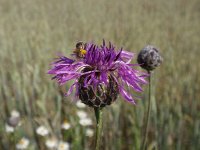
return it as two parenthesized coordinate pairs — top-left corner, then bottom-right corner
(7, 110), (20, 127)
(137, 45), (163, 71)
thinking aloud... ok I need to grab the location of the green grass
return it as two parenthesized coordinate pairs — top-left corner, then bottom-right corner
(0, 0), (200, 149)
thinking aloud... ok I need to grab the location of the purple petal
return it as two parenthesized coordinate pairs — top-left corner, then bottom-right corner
(100, 72), (108, 85)
(119, 86), (136, 104)
(120, 51), (134, 63)
(65, 82), (77, 96)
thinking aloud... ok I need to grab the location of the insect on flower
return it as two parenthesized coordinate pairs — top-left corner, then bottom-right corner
(73, 41), (87, 58)
(48, 40), (148, 107)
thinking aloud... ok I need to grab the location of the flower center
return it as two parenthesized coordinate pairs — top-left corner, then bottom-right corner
(78, 69), (119, 108)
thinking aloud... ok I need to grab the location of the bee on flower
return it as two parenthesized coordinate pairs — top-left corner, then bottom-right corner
(73, 41), (87, 59)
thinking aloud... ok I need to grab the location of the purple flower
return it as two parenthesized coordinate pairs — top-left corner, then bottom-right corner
(48, 40), (148, 107)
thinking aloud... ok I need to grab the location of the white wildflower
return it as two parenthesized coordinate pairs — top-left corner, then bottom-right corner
(36, 126), (49, 136)
(57, 141), (70, 150)
(16, 137), (29, 150)
(86, 128), (94, 137)
(5, 124), (14, 133)
(79, 118), (92, 126)
(76, 101), (86, 108)
(11, 110), (20, 118)
(76, 111), (87, 119)
(61, 120), (71, 130)
(45, 138), (58, 149)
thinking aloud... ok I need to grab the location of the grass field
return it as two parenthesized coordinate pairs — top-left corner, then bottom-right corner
(0, 0), (200, 149)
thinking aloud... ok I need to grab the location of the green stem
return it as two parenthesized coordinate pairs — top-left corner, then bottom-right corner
(9, 132), (16, 150)
(141, 71), (151, 150)
(94, 107), (103, 150)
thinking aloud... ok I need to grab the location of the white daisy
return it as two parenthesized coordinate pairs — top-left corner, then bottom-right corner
(36, 125), (49, 136)
(11, 110), (20, 118)
(76, 111), (87, 119)
(45, 138), (58, 149)
(76, 101), (86, 108)
(16, 137), (29, 150)
(79, 118), (92, 126)
(57, 141), (70, 150)
(5, 124), (14, 133)
(86, 128), (94, 137)
(61, 120), (71, 130)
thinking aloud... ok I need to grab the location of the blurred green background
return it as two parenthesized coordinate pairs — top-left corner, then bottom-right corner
(0, 0), (200, 149)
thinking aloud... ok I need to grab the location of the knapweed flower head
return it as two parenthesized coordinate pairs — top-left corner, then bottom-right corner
(48, 40), (148, 107)
(137, 45), (163, 71)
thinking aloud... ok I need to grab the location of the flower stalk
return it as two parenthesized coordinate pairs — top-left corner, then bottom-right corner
(141, 71), (151, 150)
(94, 107), (103, 150)
(137, 45), (163, 150)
